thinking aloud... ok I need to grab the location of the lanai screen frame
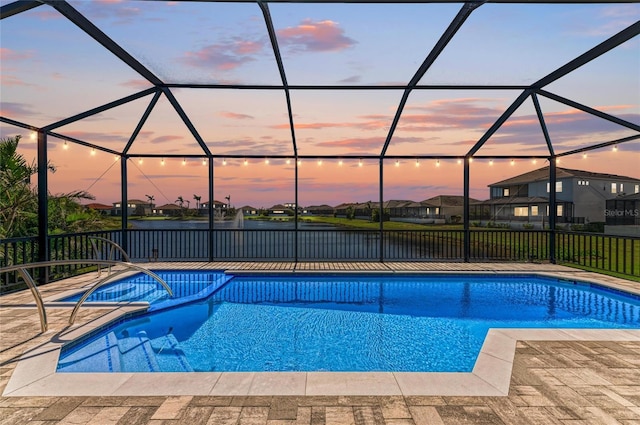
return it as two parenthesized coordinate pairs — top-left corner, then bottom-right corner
(1, 0), (639, 264)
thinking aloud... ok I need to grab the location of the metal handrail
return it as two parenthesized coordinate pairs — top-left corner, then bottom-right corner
(0, 260), (173, 330)
(89, 236), (130, 278)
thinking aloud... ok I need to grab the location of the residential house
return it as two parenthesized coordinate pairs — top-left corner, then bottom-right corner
(304, 205), (335, 216)
(239, 205), (259, 216)
(155, 203), (182, 217)
(477, 167), (640, 227)
(111, 199), (154, 216)
(84, 203), (112, 215)
(420, 195), (478, 223)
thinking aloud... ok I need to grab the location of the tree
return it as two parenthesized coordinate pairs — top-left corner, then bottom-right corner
(176, 196), (184, 208)
(1, 135), (106, 238)
(193, 194), (201, 210)
(0, 136), (39, 238)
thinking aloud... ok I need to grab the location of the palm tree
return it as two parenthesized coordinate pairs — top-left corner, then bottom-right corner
(176, 196), (184, 208)
(225, 195), (231, 209)
(193, 194), (201, 210)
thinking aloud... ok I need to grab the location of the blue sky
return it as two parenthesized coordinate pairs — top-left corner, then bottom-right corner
(1, 0), (638, 207)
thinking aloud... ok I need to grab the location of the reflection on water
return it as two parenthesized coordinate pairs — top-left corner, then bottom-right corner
(130, 219), (338, 230)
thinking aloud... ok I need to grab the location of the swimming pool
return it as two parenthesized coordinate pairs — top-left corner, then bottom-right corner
(57, 272), (640, 374)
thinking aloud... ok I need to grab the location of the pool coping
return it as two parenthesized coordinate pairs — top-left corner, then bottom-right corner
(3, 269), (639, 397)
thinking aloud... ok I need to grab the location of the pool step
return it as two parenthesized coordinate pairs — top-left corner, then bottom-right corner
(150, 333), (194, 372)
(117, 331), (160, 372)
(57, 332), (121, 372)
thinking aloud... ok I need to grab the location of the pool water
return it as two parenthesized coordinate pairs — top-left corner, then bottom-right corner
(57, 274), (640, 373)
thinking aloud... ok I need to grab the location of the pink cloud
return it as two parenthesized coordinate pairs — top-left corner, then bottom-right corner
(277, 19), (356, 53)
(121, 79), (153, 90)
(0, 47), (33, 61)
(0, 75), (33, 87)
(150, 135), (184, 144)
(182, 39), (264, 71)
(219, 111), (254, 120)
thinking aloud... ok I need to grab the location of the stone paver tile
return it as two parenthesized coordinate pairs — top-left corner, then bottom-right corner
(115, 406), (157, 425)
(353, 406), (385, 425)
(56, 406), (104, 424)
(518, 407), (565, 425)
(190, 396), (234, 406)
(84, 406), (131, 425)
(404, 396), (446, 406)
(174, 406), (215, 425)
(311, 406), (326, 425)
(0, 407), (45, 425)
(239, 406), (270, 425)
(408, 406), (445, 425)
(207, 406), (242, 425)
(379, 396), (411, 419)
(269, 397), (298, 421)
(325, 406), (355, 425)
(151, 395), (193, 420)
(295, 406), (312, 424)
(32, 397), (85, 421)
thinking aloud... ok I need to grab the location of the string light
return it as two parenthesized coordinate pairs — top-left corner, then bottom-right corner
(30, 132), (36, 140)
(435, 159), (440, 167)
(243, 159), (248, 166)
(457, 159), (462, 165)
(63, 141), (69, 150)
(138, 158), (143, 165)
(298, 159), (302, 166)
(395, 160), (400, 167)
(415, 159), (420, 167)
(91, 148), (96, 156)
(222, 158), (227, 166)
(556, 158), (561, 164)
(469, 157), (473, 163)
(182, 158), (187, 166)
(285, 158), (291, 165)
(161, 158), (165, 166)
(358, 159), (363, 167)
(582, 153), (587, 159)
(114, 155), (119, 162)
(202, 159), (207, 166)
(532, 159), (537, 164)
(489, 159), (493, 166)
(613, 145), (618, 152)
(265, 158), (270, 165)
(317, 159), (322, 166)
(338, 159), (343, 166)
(510, 159), (515, 166)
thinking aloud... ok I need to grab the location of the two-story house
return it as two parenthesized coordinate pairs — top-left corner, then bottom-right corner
(476, 167), (640, 226)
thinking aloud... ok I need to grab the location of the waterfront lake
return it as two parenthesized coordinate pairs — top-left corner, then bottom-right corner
(124, 218), (438, 261)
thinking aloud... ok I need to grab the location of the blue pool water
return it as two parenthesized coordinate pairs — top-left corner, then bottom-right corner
(57, 273), (640, 373)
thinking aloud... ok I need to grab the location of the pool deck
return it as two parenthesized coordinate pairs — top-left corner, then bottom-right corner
(1, 262), (639, 424)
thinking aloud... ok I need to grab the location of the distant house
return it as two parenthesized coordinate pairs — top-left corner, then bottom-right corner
(305, 204), (335, 216)
(268, 204), (294, 216)
(476, 167), (640, 226)
(420, 195), (477, 223)
(84, 203), (112, 215)
(155, 203), (182, 217)
(239, 205), (259, 216)
(111, 199), (154, 216)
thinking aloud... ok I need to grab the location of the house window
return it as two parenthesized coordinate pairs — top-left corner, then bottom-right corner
(503, 188), (510, 197)
(531, 206), (538, 216)
(115, 203), (121, 208)
(514, 207), (528, 217)
(611, 183), (617, 194)
(635, 184), (639, 193)
(620, 183), (624, 192)
(578, 180), (589, 186)
(546, 182), (563, 192)
(546, 205), (564, 216)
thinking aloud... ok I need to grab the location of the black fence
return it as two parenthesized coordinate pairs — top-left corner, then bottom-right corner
(1, 229), (638, 293)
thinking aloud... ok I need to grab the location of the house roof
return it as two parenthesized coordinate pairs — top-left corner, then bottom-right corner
(421, 195), (480, 207)
(156, 203), (181, 210)
(479, 196), (552, 205)
(610, 192), (640, 201)
(490, 167), (640, 187)
(84, 203), (112, 210)
(306, 204), (335, 211)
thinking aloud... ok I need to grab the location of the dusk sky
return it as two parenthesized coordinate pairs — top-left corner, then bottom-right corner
(1, 0), (639, 209)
